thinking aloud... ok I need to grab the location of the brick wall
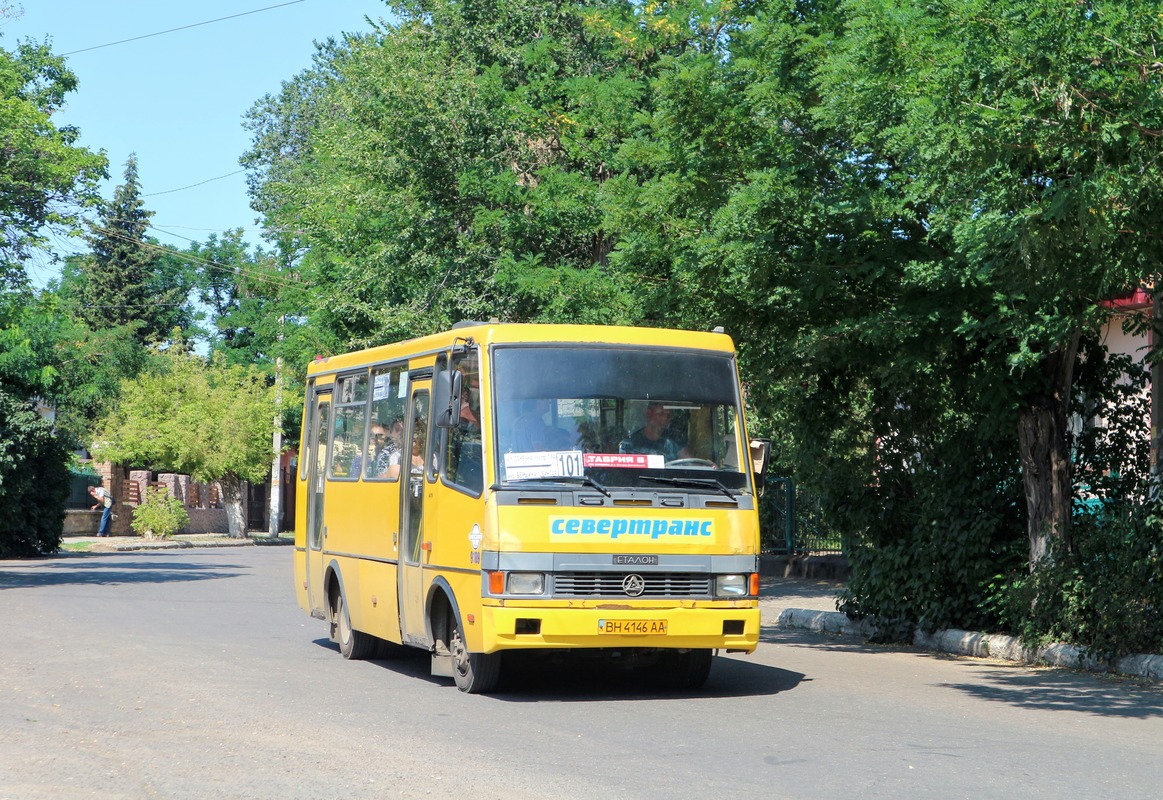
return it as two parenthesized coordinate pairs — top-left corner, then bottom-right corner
(79, 463), (233, 536)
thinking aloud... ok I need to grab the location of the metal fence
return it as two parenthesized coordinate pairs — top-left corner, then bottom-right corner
(66, 470), (102, 509)
(760, 477), (845, 555)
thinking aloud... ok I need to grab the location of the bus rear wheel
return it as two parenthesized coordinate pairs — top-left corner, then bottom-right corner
(449, 613), (501, 693)
(335, 589), (376, 660)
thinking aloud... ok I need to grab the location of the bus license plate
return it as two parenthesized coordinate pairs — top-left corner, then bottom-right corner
(599, 619), (667, 635)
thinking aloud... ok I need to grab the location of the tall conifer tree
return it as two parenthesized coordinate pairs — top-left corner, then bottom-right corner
(79, 155), (169, 341)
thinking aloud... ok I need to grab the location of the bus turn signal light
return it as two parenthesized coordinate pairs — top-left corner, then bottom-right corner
(488, 571), (505, 594)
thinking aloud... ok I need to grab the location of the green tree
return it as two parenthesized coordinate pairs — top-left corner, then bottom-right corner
(0, 35), (106, 287)
(175, 229), (289, 367)
(76, 155), (190, 343)
(92, 347), (281, 537)
(0, 388), (71, 556)
(810, 0), (1163, 566)
(242, 2), (664, 353)
(0, 284), (147, 447)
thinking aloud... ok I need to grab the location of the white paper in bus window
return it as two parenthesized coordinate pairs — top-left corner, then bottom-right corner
(372, 373), (390, 401)
(398, 372), (409, 398)
(504, 450), (584, 480)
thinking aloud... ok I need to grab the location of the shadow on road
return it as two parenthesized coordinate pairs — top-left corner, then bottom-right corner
(313, 636), (806, 700)
(0, 557), (249, 589)
(495, 652), (805, 701)
(758, 626), (889, 655)
(937, 664), (1163, 718)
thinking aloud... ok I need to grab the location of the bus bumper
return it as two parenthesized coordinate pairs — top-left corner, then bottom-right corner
(481, 605), (760, 654)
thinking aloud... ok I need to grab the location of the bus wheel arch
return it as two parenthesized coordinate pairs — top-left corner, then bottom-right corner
(326, 563), (376, 660)
(427, 578), (501, 694)
(425, 577), (460, 653)
(324, 563), (343, 643)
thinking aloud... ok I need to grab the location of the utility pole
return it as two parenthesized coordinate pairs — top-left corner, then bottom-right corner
(268, 314), (285, 538)
(1153, 285), (1163, 487)
(268, 355), (283, 538)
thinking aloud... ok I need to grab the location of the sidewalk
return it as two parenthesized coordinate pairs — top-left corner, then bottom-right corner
(60, 532), (294, 552)
(759, 575), (843, 624)
(769, 577), (1163, 683)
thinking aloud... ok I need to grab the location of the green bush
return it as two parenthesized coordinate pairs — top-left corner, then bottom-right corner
(993, 505), (1163, 660)
(0, 390), (71, 557)
(130, 486), (189, 539)
(837, 443), (1026, 639)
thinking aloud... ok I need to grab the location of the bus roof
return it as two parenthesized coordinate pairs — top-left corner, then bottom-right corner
(306, 323), (736, 377)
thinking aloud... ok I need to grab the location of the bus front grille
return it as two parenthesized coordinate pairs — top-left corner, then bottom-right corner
(553, 572), (712, 598)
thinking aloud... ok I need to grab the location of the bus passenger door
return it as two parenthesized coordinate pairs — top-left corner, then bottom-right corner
(305, 393), (331, 615)
(398, 386), (430, 647)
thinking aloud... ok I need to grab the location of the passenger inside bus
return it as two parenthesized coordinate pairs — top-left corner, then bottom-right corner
(368, 418), (405, 479)
(457, 359), (482, 431)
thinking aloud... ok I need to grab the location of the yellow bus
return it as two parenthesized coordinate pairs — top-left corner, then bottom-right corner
(294, 323), (770, 693)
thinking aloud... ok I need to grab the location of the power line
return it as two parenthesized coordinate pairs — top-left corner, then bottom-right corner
(98, 227), (302, 292)
(61, 1), (307, 56)
(142, 170), (245, 197)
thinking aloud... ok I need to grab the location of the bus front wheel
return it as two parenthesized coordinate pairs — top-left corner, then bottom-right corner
(660, 648), (713, 690)
(449, 613), (501, 693)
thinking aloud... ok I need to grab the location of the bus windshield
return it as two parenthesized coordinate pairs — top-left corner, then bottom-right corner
(492, 345), (747, 491)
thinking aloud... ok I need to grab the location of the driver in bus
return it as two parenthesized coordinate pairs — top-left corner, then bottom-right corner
(511, 399), (571, 451)
(625, 402), (690, 462)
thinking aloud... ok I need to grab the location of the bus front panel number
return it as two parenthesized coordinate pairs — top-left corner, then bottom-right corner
(554, 451), (583, 477)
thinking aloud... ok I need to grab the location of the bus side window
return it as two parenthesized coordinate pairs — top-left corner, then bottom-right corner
(366, 365), (407, 481)
(443, 350), (484, 495)
(329, 372), (368, 479)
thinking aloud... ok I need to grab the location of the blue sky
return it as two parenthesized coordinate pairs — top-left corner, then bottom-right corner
(4, 0), (391, 286)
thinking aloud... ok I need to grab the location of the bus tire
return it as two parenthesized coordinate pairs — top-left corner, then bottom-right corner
(661, 648), (713, 690)
(450, 612), (501, 693)
(335, 589), (376, 660)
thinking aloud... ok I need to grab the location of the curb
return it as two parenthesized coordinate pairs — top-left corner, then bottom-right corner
(777, 608), (1163, 683)
(67, 536), (295, 553)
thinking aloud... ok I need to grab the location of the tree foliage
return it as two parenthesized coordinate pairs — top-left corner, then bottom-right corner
(92, 347), (281, 537)
(810, 0), (1163, 566)
(0, 285), (148, 447)
(243, 3), (664, 354)
(0, 35), (106, 287)
(73, 155), (192, 344)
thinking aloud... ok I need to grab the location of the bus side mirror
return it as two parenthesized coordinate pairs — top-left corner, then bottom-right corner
(435, 368), (463, 429)
(750, 438), (771, 493)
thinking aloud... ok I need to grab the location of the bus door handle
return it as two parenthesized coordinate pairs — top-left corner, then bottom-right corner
(392, 531), (398, 548)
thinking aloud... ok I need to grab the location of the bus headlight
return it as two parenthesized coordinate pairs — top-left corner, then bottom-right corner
(507, 572), (546, 595)
(715, 574), (748, 598)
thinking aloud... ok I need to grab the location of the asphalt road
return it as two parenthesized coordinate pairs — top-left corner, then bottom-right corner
(2, 547), (1161, 799)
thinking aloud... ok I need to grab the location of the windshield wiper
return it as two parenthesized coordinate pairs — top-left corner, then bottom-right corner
(639, 475), (738, 499)
(495, 475), (612, 497)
